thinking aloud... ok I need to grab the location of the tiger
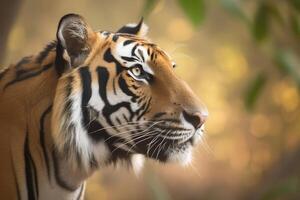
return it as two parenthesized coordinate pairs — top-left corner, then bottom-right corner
(0, 14), (208, 200)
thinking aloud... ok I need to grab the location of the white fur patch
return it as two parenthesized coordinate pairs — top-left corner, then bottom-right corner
(138, 23), (149, 38)
(167, 145), (193, 166)
(131, 154), (145, 175)
(69, 90), (92, 169)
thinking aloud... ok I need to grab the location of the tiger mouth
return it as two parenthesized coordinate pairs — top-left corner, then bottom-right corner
(132, 125), (202, 162)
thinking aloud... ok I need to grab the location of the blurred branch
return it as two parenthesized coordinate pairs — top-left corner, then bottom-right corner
(0, 0), (22, 65)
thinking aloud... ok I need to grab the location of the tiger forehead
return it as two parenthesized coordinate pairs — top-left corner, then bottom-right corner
(101, 31), (170, 57)
(114, 35), (173, 63)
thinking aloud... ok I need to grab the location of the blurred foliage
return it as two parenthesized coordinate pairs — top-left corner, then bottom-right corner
(244, 72), (267, 111)
(1, 0), (299, 199)
(262, 177), (300, 200)
(177, 0), (205, 26)
(252, 2), (271, 42)
(219, 0), (249, 24)
(142, 0), (159, 19)
(143, 0), (300, 111)
(275, 50), (300, 87)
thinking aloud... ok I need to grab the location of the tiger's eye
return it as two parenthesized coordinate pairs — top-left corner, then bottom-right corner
(132, 66), (141, 76)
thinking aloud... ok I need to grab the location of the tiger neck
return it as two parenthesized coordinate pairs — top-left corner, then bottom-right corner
(51, 148), (94, 191)
(22, 45), (96, 191)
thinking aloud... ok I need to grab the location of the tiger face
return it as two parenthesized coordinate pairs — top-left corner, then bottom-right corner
(52, 14), (208, 171)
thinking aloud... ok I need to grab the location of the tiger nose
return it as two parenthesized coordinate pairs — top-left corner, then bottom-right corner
(182, 110), (207, 129)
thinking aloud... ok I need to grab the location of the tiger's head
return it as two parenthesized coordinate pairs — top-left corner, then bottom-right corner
(52, 14), (208, 172)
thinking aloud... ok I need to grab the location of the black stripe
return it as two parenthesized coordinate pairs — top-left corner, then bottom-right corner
(112, 34), (119, 42)
(120, 56), (138, 62)
(117, 19), (143, 35)
(150, 52), (155, 60)
(4, 63), (53, 89)
(112, 77), (117, 95)
(97, 67), (133, 127)
(24, 131), (38, 200)
(97, 67), (112, 126)
(103, 48), (123, 74)
(39, 105), (52, 182)
(15, 56), (32, 69)
(137, 97), (152, 120)
(137, 96), (146, 104)
(78, 67), (92, 167)
(135, 99), (148, 116)
(123, 40), (135, 46)
(138, 49), (145, 62)
(96, 67), (110, 105)
(8, 56), (33, 81)
(131, 44), (138, 57)
(36, 41), (57, 64)
(79, 67), (92, 128)
(118, 75), (138, 100)
(116, 117), (122, 125)
(16, 56), (32, 69)
(55, 42), (68, 76)
(122, 113), (129, 122)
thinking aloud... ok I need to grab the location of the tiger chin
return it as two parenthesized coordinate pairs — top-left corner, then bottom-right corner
(0, 14), (207, 199)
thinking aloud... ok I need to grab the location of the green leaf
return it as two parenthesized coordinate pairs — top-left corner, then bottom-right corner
(244, 73), (267, 111)
(219, 0), (250, 25)
(177, 0), (205, 26)
(252, 2), (270, 42)
(275, 50), (300, 87)
(142, 0), (159, 18)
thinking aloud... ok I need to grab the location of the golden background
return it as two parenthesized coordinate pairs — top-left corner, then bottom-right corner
(1, 0), (300, 199)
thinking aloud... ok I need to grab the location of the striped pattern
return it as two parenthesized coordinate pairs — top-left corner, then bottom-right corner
(0, 14), (206, 200)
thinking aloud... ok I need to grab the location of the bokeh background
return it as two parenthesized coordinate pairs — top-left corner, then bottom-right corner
(1, 0), (300, 199)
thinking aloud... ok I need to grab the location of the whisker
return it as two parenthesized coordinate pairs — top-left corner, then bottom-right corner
(104, 121), (163, 143)
(125, 130), (161, 153)
(149, 130), (165, 158)
(111, 130), (158, 154)
(153, 130), (171, 159)
(199, 133), (215, 157)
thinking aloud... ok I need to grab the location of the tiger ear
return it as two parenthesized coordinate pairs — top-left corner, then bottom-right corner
(117, 18), (148, 37)
(57, 14), (96, 67)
